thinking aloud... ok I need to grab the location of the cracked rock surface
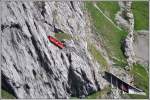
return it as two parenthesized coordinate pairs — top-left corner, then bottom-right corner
(1, 1), (106, 98)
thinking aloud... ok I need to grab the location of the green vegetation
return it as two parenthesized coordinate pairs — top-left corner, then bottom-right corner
(70, 96), (78, 99)
(86, 91), (101, 99)
(130, 64), (149, 99)
(55, 32), (72, 41)
(86, 2), (127, 62)
(132, 1), (149, 30)
(96, 1), (120, 22)
(121, 93), (148, 99)
(86, 86), (111, 99)
(127, 94), (148, 99)
(70, 86), (111, 99)
(1, 89), (16, 99)
(88, 43), (108, 70)
(112, 58), (128, 68)
(85, 2), (149, 99)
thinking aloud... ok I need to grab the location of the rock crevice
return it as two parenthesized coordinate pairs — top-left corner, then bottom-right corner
(1, 1), (103, 98)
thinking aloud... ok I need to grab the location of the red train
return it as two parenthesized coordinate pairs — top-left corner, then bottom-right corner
(48, 36), (65, 49)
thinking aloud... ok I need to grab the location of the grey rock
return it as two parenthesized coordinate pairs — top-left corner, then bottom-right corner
(1, 1), (103, 98)
(115, 1), (135, 66)
(133, 30), (149, 67)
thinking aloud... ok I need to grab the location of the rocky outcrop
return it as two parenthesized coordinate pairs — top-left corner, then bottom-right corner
(1, 1), (106, 98)
(115, 1), (135, 66)
(133, 30), (149, 67)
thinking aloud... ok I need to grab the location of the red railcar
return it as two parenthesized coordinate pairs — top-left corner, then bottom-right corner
(48, 36), (64, 49)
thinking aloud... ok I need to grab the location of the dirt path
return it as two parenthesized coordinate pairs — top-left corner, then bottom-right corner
(93, 3), (122, 31)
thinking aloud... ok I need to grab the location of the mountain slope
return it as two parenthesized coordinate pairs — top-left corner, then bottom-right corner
(0, 1), (149, 99)
(1, 1), (108, 98)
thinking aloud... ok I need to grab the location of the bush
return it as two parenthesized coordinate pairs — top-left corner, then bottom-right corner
(55, 32), (72, 41)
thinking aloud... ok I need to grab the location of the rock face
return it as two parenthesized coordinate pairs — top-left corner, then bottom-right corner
(115, 1), (135, 66)
(133, 30), (149, 67)
(1, 1), (106, 98)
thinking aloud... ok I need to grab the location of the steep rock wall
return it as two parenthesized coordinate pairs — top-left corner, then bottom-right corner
(1, 1), (106, 98)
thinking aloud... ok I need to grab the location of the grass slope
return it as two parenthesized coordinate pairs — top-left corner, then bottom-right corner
(55, 32), (72, 41)
(86, 2), (149, 99)
(86, 2), (127, 62)
(129, 64), (149, 99)
(132, 1), (149, 30)
(1, 89), (16, 99)
(96, 1), (120, 22)
(86, 86), (111, 99)
(88, 43), (108, 70)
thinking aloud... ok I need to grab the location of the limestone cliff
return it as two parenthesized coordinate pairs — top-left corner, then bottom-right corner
(1, 1), (148, 99)
(1, 1), (107, 98)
